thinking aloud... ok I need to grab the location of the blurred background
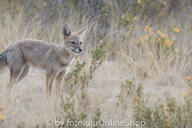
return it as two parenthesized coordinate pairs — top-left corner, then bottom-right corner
(0, 0), (192, 128)
(1, 0), (192, 40)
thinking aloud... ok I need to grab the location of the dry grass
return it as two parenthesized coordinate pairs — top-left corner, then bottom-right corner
(0, 8), (191, 128)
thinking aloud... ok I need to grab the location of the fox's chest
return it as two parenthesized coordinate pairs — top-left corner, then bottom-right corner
(64, 57), (75, 77)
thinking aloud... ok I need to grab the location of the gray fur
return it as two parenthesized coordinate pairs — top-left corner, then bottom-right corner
(0, 24), (88, 98)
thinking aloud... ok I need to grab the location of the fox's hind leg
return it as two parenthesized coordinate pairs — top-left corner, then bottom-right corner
(16, 65), (29, 83)
(7, 68), (22, 94)
(6, 71), (19, 101)
(6, 50), (25, 95)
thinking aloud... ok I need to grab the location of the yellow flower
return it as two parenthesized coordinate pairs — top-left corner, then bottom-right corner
(134, 101), (137, 105)
(185, 112), (189, 117)
(157, 30), (162, 36)
(138, 36), (143, 41)
(0, 114), (5, 121)
(148, 28), (152, 32)
(157, 30), (168, 39)
(81, 67), (86, 71)
(164, 39), (172, 48)
(164, 107), (168, 111)
(127, 80), (132, 84)
(136, 36), (143, 45)
(137, 0), (142, 4)
(133, 16), (138, 21)
(183, 92), (187, 96)
(136, 96), (140, 100)
(144, 26), (148, 31)
(185, 76), (191, 81)
(120, 80), (124, 84)
(136, 39), (140, 45)
(163, 1), (167, 6)
(157, 37), (161, 42)
(173, 27), (180, 33)
(149, 31), (154, 36)
(186, 89), (190, 93)
(144, 26), (152, 32)
(162, 34), (168, 39)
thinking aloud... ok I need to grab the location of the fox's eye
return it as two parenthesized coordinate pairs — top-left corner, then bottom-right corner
(71, 41), (75, 44)
(80, 42), (82, 45)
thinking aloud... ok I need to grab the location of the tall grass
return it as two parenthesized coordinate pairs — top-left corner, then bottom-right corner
(0, 2), (191, 128)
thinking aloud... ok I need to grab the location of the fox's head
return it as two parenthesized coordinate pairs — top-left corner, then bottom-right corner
(62, 24), (88, 54)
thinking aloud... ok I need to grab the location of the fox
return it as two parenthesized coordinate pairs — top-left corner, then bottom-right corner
(0, 24), (88, 98)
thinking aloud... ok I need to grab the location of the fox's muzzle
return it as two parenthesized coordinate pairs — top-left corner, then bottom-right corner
(72, 48), (82, 53)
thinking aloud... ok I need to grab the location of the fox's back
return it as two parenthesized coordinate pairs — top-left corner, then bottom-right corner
(8, 40), (60, 70)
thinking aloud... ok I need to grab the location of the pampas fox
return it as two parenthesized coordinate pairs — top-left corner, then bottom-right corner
(0, 24), (87, 98)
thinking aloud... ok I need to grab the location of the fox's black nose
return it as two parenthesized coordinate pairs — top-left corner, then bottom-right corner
(79, 49), (82, 52)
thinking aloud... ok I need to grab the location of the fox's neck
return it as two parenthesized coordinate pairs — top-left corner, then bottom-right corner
(57, 45), (76, 64)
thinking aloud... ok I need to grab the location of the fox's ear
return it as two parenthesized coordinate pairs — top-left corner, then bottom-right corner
(62, 24), (71, 39)
(75, 26), (88, 39)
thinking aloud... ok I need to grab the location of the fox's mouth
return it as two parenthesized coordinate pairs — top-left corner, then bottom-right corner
(72, 49), (81, 53)
(68, 46), (82, 54)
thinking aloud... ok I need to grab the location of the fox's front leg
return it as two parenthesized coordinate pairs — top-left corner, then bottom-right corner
(46, 71), (56, 98)
(55, 71), (65, 95)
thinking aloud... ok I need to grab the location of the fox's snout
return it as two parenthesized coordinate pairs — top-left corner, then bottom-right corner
(74, 44), (83, 53)
(70, 47), (83, 53)
(76, 48), (82, 53)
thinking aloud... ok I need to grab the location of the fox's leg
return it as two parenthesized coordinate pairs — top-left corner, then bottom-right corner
(6, 71), (19, 101)
(6, 54), (25, 94)
(46, 71), (56, 98)
(7, 68), (22, 94)
(55, 71), (65, 95)
(46, 72), (52, 98)
(16, 65), (29, 83)
(6, 54), (26, 99)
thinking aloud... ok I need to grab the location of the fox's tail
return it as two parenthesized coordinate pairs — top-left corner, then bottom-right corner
(0, 50), (8, 70)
